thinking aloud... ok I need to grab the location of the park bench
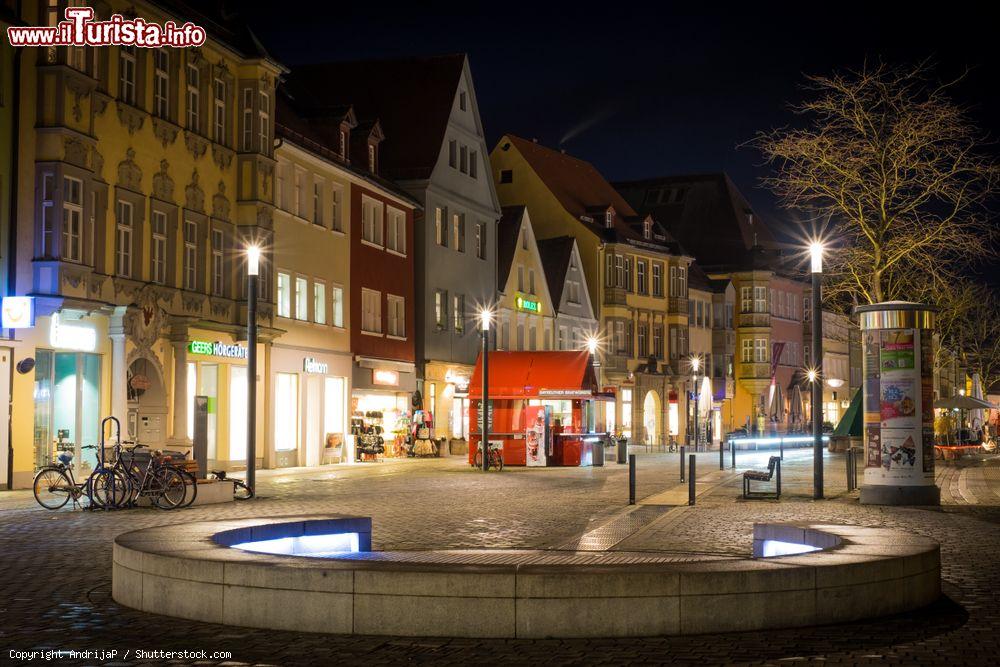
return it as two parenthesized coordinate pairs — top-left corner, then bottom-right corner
(743, 455), (781, 499)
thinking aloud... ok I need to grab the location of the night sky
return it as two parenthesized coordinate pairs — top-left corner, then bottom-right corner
(243, 1), (998, 236)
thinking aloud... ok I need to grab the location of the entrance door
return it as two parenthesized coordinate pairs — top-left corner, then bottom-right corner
(229, 366), (248, 462)
(127, 358), (167, 448)
(643, 390), (661, 447)
(0, 348), (10, 488)
(304, 375), (321, 467)
(274, 372), (299, 466)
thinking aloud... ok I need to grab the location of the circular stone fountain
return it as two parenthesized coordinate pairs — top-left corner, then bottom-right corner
(112, 515), (940, 638)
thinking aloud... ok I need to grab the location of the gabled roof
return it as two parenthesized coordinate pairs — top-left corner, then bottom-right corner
(498, 136), (683, 254)
(615, 173), (780, 271)
(536, 236), (576, 308)
(153, 1), (281, 66)
(497, 205), (527, 290)
(281, 54), (467, 181)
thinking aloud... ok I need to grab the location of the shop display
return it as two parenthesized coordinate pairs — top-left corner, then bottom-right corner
(351, 411), (385, 462)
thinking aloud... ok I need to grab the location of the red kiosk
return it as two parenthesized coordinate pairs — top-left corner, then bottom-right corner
(468, 351), (611, 467)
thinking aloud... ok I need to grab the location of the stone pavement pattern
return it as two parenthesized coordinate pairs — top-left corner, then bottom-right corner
(2, 449), (1000, 665)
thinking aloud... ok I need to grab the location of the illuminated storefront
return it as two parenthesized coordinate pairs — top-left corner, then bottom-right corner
(352, 358), (417, 459)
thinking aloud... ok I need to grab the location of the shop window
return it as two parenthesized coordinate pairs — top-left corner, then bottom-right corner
(115, 200), (133, 278)
(387, 206), (405, 254)
(151, 211), (167, 284)
(332, 285), (344, 327)
(276, 272), (291, 318)
(32, 350), (101, 473)
(295, 276), (308, 321)
(62, 176), (83, 263)
(324, 377), (345, 441)
(621, 388), (633, 438)
(428, 383), (436, 419)
(314, 283), (327, 324)
(274, 373), (298, 451)
(186, 361), (196, 439)
(361, 288), (382, 333)
(229, 366), (248, 461)
(388, 295), (405, 337)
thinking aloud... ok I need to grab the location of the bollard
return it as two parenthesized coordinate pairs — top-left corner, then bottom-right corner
(688, 454), (696, 505)
(680, 445), (686, 482)
(731, 440), (736, 469)
(628, 454), (636, 505)
(719, 440), (724, 470)
(779, 438), (784, 461)
(776, 458), (782, 498)
(617, 437), (627, 465)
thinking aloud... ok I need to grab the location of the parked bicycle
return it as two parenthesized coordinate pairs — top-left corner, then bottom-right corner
(472, 442), (504, 471)
(114, 443), (187, 509)
(209, 470), (254, 499)
(32, 445), (119, 510)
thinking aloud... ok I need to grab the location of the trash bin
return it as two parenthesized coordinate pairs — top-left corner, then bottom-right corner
(593, 437), (606, 467)
(617, 437), (628, 464)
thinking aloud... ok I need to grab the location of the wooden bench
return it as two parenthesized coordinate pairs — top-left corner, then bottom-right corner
(743, 456), (781, 499)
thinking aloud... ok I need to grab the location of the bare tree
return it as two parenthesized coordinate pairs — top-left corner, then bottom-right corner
(755, 61), (997, 308)
(955, 287), (1000, 393)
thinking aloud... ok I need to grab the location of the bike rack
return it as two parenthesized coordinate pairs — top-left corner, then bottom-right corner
(99, 416), (121, 468)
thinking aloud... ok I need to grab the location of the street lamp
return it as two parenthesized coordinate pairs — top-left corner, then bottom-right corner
(479, 308), (492, 472)
(809, 241), (824, 500)
(245, 243), (260, 494)
(690, 354), (701, 450)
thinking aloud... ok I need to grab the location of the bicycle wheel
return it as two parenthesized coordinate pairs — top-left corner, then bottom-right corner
(178, 468), (198, 508)
(88, 469), (118, 510)
(33, 467), (72, 510)
(493, 452), (504, 472)
(233, 479), (254, 500)
(473, 450), (483, 468)
(152, 468), (186, 509)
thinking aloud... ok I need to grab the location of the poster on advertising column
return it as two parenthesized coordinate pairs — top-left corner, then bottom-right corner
(863, 330), (882, 468)
(524, 405), (549, 467)
(871, 328), (930, 484)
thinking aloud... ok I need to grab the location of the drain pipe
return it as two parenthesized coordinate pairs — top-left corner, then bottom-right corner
(5, 3), (23, 490)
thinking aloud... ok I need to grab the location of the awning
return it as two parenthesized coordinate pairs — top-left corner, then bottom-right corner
(468, 351), (599, 399)
(832, 389), (862, 438)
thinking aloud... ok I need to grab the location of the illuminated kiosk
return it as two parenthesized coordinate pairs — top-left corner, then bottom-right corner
(855, 302), (939, 506)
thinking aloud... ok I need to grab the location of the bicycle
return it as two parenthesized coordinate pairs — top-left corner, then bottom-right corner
(210, 470), (254, 499)
(472, 442), (504, 472)
(116, 443), (187, 509)
(33, 446), (119, 510)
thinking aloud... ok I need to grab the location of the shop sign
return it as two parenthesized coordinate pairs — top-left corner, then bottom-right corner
(539, 388), (591, 397)
(303, 357), (329, 374)
(2, 296), (35, 329)
(49, 313), (96, 351)
(129, 374), (151, 391)
(445, 369), (470, 394)
(515, 294), (541, 314)
(188, 340), (248, 359)
(373, 369), (399, 386)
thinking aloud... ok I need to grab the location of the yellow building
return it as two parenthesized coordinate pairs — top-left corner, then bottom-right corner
(490, 136), (693, 446)
(4, 1), (283, 487)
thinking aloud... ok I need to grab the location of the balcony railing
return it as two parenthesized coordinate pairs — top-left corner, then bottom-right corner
(737, 312), (770, 328)
(603, 287), (629, 306)
(667, 296), (688, 315)
(738, 362), (771, 380)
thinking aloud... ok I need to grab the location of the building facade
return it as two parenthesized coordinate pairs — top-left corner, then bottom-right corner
(490, 135), (692, 446)
(536, 235), (598, 354)
(3, 1), (283, 488)
(495, 206), (556, 355)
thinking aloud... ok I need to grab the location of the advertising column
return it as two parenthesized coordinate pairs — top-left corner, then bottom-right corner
(857, 302), (938, 505)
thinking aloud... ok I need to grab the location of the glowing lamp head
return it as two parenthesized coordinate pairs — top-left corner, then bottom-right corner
(479, 309), (492, 331)
(246, 244), (261, 276)
(807, 368), (818, 383)
(809, 241), (824, 273)
(586, 336), (599, 355)
(690, 355), (701, 373)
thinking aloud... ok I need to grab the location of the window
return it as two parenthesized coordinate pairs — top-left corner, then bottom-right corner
(679, 266), (687, 296)
(517, 266), (524, 292)
(388, 295), (405, 337)
(615, 321), (626, 354)
(275, 163), (285, 210)
(653, 325), (663, 359)
(501, 320), (510, 349)
(313, 181), (323, 225)
(517, 323), (525, 350)
(754, 286), (767, 313)
(331, 286), (344, 327)
(452, 293), (464, 331)
(213, 77), (226, 143)
(637, 261), (647, 294)
(754, 338), (768, 363)
(638, 323), (647, 357)
(151, 211), (167, 284)
(361, 288), (381, 333)
(742, 338), (753, 363)
(276, 272), (291, 318)
(615, 255), (624, 288)
(669, 266), (677, 296)
(186, 62), (202, 131)
(62, 176), (83, 262)
(558, 326), (567, 350)
(435, 207), (447, 246)
(741, 286), (753, 313)
(605, 210), (613, 228)
(652, 263), (663, 296)
(459, 91), (467, 110)
(211, 229), (224, 296)
(452, 212), (465, 252)
(183, 220), (197, 290)
(258, 91), (270, 152)
(41, 173), (55, 258)
(470, 151), (478, 179)
(459, 145), (468, 173)
(331, 186), (344, 232)
(295, 276), (308, 320)
(528, 269), (535, 295)
(448, 140), (457, 169)
(623, 257), (632, 292)
(309, 282), (326, 325)
(435, 290), (448, 329)
(154, 50), (169, 119)
(242, 88), (253, 151)
(387, 207), (405, 254)
(568, 281), (580, 304)
(339, 130), (346, 157)
(361, 196), (383, 246)
(115, 200), (133, 278)
(119, 46), (136, 105)
(499, 169), (513, 184)
(293, 170), (303, 217)
(521, 225), (529, 250)
(643, 219), (652, 239)
(475, 222), (486, 259)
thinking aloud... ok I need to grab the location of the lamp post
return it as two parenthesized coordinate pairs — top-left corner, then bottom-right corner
(480, 309), (492, 472)
(245, 243), (260, 494)
(809, 242), (824, 500)
(690, 355), (701, 450)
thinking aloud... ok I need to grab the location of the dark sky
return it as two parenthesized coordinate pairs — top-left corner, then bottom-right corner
(243, 1), (998, 232)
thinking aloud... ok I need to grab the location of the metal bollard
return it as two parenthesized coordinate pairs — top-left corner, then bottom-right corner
(628, 454), (636, 505)
(688, 454), (696, 505)
(776, 458), (782, 498)
(779, 438), (784, 460)
(731, 440), (736, 469)
(719, 441), (724, 470)
(680, 445), (686, 482)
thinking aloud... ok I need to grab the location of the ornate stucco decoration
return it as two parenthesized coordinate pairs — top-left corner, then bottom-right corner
(63, 136), (90, 169)
(184, 131), (208, 160)
(185, 169), (205, 212)
(212, 181), (231, 221)
(89, 273), (109, 298)
(152, 160), (175, 202)
(92, 149), (105, 181)
(182, 293), (207, 313)
(210, 298), (232, 319)
(211, 144), (233, 170)
(117, 148), (143, 191)
(116, 101), (145, 135)
(152, 116), (180, 147)
(124, 287), (166, 353)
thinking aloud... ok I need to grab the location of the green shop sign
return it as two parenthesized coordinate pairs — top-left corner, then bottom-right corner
(188, 340), (248, 359)
(515, 294), (541, 314)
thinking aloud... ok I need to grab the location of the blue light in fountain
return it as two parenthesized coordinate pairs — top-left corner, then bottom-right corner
(232, 532), (361, 558)
(760, 539), (821, 558)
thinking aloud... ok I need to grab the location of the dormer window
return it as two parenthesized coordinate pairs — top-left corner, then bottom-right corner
(605, 211), (613, 228)
(643, 219), (652, 240)
(368, 143), (376, 172)
(340, 130), (346, 158)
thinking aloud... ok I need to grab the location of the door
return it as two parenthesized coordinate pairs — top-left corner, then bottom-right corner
(229, 366), (248, 462)
(304, 375), (321, 467)
(274, 372), (299, 467)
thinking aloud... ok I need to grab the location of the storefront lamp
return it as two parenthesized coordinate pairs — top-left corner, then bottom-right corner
(246, 243), (261, 276)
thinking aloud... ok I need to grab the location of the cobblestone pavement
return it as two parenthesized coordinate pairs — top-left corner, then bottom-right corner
(2, 449), (1000, 665)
